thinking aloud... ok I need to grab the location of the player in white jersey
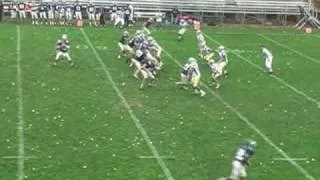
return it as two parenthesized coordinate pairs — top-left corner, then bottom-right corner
(110, 4), (118, 22)
(114, 7), (125, 28)
(30, 3), (39, 25)
(176, 58), (206, 96)
(54, 34), (73, 67)
(10, 3), (18, 19)
(59, 6), (66, 25)
(87, 3), (96, 26)
(218, 141), (256, 180)
(196, 30), (206, 50)
(177, 19), (188, 41)
(208, 46), (228, 89)
(199, 45), (214, 62)
(65, 5), (72, 25)
(261, 45), (273, 74)
(147, 37), (163, 69)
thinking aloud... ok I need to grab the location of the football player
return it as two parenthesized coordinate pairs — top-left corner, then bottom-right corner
(87, 3), (96, 27)
(30, 2), (39, 25)
(199, 45), (214, 62)
(74, 2), (82, 20)
(54, 34), (73, 66)
(177, 19), (188, 41)
(196, 30), (206, 50)
(139, 58), (156, 89)
(65, 4), (72, 25)
(118, 31), (134, 60)
(147, 36), (163, 70)
(208, 60), (221, 89)
(18, 1), (26, 19)
(110, 3), (118, 22)
(217, 45), (228, 75)
(175, 58), (193, 89)
(189, 58), (206, 96)
(48, 3), (55, 25)
(218, 140), (257, 180)
(114, 7), (125, 28)
(39, 2), (47, 25)
(261, 45), (273, 74)
(143, 17), (153, 35)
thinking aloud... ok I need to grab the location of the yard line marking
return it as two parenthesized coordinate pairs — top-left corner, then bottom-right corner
(273, 158), (308, 161)
(203, 33), (320, 108)
(2, 156), (37, 160)
(156, 41), (316, 180)
(258, 33), (320, 65)
(139, 156), (176, 159)
(80, 28), (174, 180)
(16, 25), (25, 180)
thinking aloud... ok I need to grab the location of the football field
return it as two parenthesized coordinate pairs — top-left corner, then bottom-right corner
(0, 24), (320, 180)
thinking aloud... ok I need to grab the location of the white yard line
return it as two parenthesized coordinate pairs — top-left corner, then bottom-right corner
(139, 156), (176, 159)
(156, 42), (316, 180)
(16, 25), (25, 180)
(203, 33), (320, 108)
(258, 33), (320, 65)
(273, 158), (308, 161)
(80, 28), (174, 180)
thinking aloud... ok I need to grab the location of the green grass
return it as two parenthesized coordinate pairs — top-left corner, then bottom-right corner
(1, 23), (320, 180)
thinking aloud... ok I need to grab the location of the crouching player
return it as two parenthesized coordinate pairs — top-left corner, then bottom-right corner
(131, 50), (155, 89)
(261, 45), (273, 74)
(118, 31), (134, 60)
(54, 34), (73, 66)
(218, 140), (257, 180)
(200, 45), (214, 62)
(176, 58), (206, 97)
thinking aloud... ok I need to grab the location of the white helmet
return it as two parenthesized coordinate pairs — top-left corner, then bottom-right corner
(249, 140), (257, 147)
(188, 57), (197, 64)
(218, 45), (225, 50)
(61, 34), (67, 39)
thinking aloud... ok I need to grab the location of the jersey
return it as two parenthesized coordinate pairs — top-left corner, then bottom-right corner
(234, 144), (255, 166)
(111, 5), (117, 13)
(219, 49), (228, 63)
(18, 3), (25, 11)
(88, 5), (95, 13)
(190, 63), (200, 76)
(262, 48), (273, 59)
(197, 34), (205, 45)
(119, 35), (129, 44)
(182, 63), (191, 76)
(56, 39), (70, 53)
(66, 6), (72, 12)
(39, 4), (46, 12)
(74, 5), (81, 12)
(135, 50), (147, 63)
(124, 7), (130, 16)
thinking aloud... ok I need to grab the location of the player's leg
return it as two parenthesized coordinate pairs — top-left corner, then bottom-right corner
(64, 53), (73, 66)
(265, 58), (273, 74)
(54, 51), (63, 66)
(117, 42), (125, 59)
(191, 76), (205, 96)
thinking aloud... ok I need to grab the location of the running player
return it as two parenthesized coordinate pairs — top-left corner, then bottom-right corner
(218, 140), (257, 180)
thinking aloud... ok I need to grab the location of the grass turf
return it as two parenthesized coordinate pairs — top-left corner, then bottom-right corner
(0, 23), (320, 180)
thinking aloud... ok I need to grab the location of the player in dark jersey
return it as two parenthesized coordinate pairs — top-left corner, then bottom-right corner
(124, 5), (131, 27)
(54, 34), (73, 67)
(219, 141), (256, 180)
(87, 3), (96, 26)
(18, 2), (26, 19)
(39, 3), (47, 25)
(74, 2), (82, 20)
